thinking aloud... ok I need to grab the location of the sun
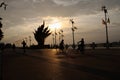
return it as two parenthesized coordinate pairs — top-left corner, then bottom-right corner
(49, 19), (62, 31)
(50, 22), (61, 29)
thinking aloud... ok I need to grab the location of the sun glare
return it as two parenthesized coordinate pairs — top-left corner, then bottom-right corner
(50, 22), (61, 29)
(49, 19), (62, 31)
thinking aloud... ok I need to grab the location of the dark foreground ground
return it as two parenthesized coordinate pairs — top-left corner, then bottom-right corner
(1, 48), (120, 80)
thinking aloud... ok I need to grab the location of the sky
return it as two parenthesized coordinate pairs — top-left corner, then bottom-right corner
(0, 0), (120, 46)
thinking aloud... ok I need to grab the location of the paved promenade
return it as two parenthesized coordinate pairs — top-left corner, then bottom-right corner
(1, 48), (120, 80)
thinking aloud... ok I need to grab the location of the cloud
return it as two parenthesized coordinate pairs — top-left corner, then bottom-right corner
(1, 0), (120, 43)
(110, 22), (120, 29)
(52, 0), (80, 6)
(2, 0), (120, 18)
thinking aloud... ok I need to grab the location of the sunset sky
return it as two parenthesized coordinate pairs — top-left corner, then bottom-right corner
(0, 0), (120, 46)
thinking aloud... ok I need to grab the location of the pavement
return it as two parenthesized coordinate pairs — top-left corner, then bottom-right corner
(1, 48), (120, 80)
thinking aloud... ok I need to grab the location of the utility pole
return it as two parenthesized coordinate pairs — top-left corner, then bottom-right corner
(102, 6), (110, 49)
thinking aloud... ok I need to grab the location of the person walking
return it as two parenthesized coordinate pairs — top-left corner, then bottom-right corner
(21, 40), (26, 53)
(12, 43), (16, 52)
(59, 39), (64, 53)
(91, 42), (96, 50)
(78, 38), (85, 54)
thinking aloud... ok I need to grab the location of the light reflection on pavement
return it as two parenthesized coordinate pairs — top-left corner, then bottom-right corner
(2, 48), (120, 80)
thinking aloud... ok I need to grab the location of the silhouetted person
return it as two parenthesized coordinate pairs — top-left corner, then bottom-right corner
(12, 43), (16, 51)
(65, 44), (69, 49)
(0, 43), (5, 53)
(91, 42), (96, 50)
(21, 40), (26, 53)
(59, 39), (64, 53)
(78, 38), (85, 54)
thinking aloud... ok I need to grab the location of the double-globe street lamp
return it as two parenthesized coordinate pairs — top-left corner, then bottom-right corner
(70, 19), (77, 49)
(102, 6), (110, 49)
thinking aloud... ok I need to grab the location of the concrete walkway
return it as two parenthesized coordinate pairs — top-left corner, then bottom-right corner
(1, 48), (120, 80)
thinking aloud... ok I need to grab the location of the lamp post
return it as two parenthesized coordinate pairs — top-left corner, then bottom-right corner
(25, 37), (27, 47)
(58, 31), (61, 44)
(70, 19), (77, 49)
(58, 29), (64, 44)
(29, 36), (31, 47)
(52, 34), (54, 47)
(54, 28), (57, 47)
(102, 6), (110, 49)
(60, 29), (64, 40)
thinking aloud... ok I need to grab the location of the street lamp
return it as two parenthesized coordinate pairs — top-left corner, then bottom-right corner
(102, 6), (110, 49)
(29, 36), (31, 47)
(25, 37), (27, 47)
(58, 31), (61, 44)
(52, 34), (54, 47)
(54, 28), (57, 47)
(70, 19), (77, 49)
(60, 29), (64, 40)
(58, 29), (64, 44)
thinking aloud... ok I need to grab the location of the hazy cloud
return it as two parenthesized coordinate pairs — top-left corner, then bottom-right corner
(1, 0), (120, 44)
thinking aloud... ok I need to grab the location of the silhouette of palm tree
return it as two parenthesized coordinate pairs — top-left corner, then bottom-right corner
(0, 21), (3, 41)
(33, 21), (51, 47)
(0, 21), (2, 28)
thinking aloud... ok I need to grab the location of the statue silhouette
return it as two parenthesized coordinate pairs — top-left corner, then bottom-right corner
(33, 21), (51, 48)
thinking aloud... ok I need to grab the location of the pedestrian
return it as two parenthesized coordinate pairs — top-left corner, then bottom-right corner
(12, 43), (16, 51)
(91, 42), (96, 50)
(78, 38), (85, 54)
(0, 43), (5, 53)
(59, 39), (64, 53)
(65, 44), (69, 50)
(21, 40), (26, 53)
